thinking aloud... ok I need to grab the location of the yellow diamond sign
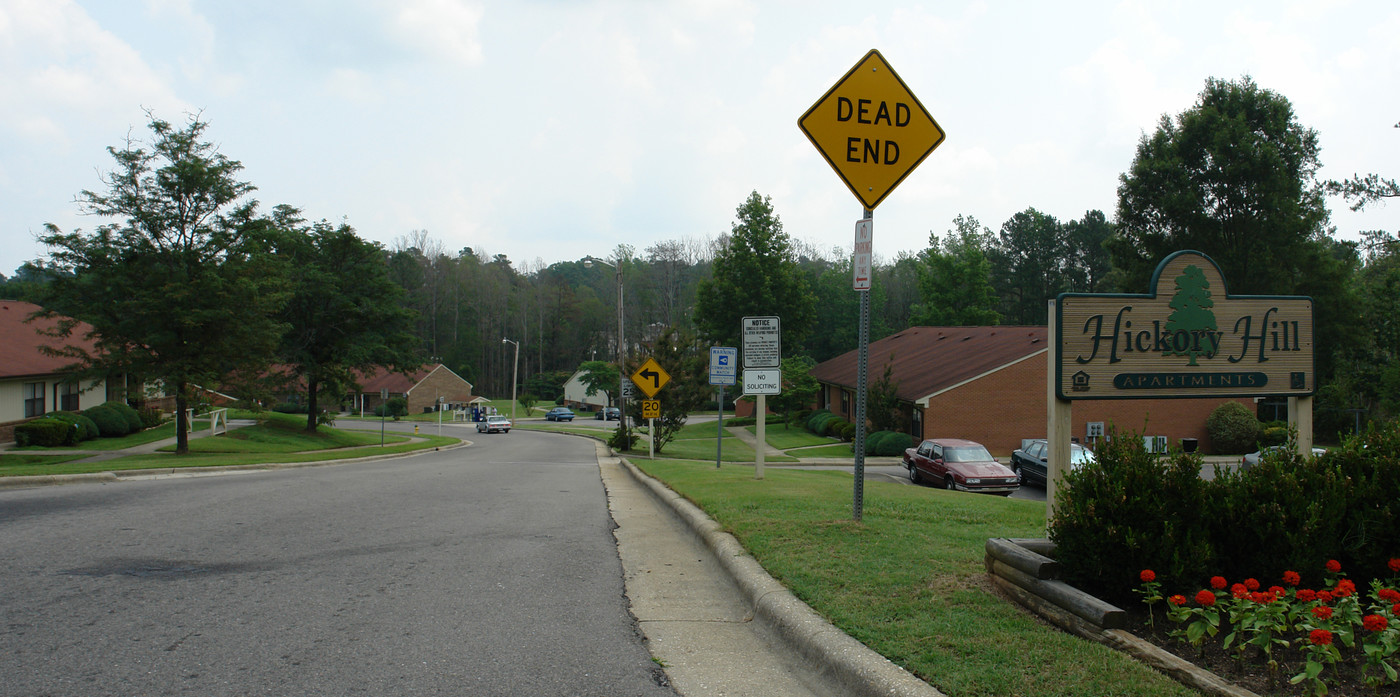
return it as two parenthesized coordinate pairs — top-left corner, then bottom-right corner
(798, 49), (945, 210)
(630, 357), (670, 398)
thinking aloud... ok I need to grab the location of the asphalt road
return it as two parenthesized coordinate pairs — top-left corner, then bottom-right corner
(0, 426), (676, 697)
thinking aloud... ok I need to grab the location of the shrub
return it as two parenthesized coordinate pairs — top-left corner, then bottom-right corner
(46, 411), (99, 441)
(15, 418), (80, 447)
(725, 417), (757, 427)
(373, 397), (409, 420)
(806, 409), (832, 434)
(1258, 423), (1288, 447)
(821, 417), (849, 438)
(865, 430), (889, 455)
(874, 432), (914, 457)
(1205, 401), (1260, 454)
(83, 404), (131, 437)
(99, 401), (143, 433)
(607, 426), (638, 452)
(273, 402), (308, 414)
(137, 407), (163, 429)
(837, 421), (856, 442)
(1050, 428), (1214, 604)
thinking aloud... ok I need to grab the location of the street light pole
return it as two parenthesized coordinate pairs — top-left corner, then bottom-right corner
(584, 256), (627, 447)
(502, 337), (519, 422)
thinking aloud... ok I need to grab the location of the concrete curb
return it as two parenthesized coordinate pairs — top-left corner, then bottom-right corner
(613, 451), (946, 697)
(0, 439), (469, 490)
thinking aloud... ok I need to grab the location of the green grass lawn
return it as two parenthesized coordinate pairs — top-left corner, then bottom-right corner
(746, 424), (836, 450)
(788, 443), (857, 458)
(633, 459), (1195, 697)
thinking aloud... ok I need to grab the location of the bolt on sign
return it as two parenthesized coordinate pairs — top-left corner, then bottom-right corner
(798, 49), (946, 210)
(1055, 250), (1313, 400)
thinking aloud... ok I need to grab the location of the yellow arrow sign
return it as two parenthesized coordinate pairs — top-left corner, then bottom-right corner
(630, 357), (671, 398)
(798, 49), (945, 210)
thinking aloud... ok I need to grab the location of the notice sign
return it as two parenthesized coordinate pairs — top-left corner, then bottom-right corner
(853, 219), (872, 290)
(1056, 250), (1314, 400)
(743, 369), (782, 396)
(742, 316), (781, 369)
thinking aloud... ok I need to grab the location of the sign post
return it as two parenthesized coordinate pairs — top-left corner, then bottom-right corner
(799, 49), (944, 521)
(710, 347), (738, 468)
(630, 358), (671, 459)
(742, 318), (781, 480)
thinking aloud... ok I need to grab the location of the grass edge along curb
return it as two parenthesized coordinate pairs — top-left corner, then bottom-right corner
(613, 451), (947, 697)
(0, 437), (467, 490)
(985, 538), (1260, 697)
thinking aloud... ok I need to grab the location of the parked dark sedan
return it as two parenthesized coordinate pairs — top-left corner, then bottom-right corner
(1009, 439), (1096, 487)
(594, 407), (620, 420)
(902, 438), (1019, 495)
(544, 407), (575, 422)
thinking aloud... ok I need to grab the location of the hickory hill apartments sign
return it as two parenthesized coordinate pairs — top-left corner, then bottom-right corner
(1056, 250), (1314, 400)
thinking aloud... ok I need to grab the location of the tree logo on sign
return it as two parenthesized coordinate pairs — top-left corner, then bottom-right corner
(1163, 265), (1219, 366)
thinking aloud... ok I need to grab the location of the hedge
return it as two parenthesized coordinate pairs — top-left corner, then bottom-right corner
(82, 404), (131, 437)
(101, 401), (144, 434)
(15, 418), (81, 447)
(1050, 423), (1400, 605)
(45, 411), (99, 441)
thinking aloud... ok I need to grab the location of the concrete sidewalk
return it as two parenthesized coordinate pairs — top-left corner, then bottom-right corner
(602, 440), (945, 697)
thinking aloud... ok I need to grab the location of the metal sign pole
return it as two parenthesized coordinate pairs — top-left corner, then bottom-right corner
(755, 394), (766, 480)
(853, 208), (872, 521)
(716, 387), (724, 468)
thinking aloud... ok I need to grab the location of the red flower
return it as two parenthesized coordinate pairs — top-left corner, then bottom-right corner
(1317, 590), (1334, 603)
(1210, 576), (1228, 590)
(1195, 589), (1217, 606)
(1335, 579), (1356, 597)
(1310, 629), (1334, 646)
(1379, 588), (1400, 603)
(1389, 558), (1400, 573)
(1282, 570), (1301, 586)
(1250, 592), (1274, 604)
(1168, 594), (1187, 606)
(1313, 606), (1334, 620)
(1140, 569), (1156, 583)
(1244, 577), (1260, 591)
(1231, 583), (1249, 598)
(1393, 602), (1400, 616)
(1363, 615), (1389, 632)
(1326, 559), (1342, 573)
(1268, 585), (1285, 598)
(1296, 589), (1317, 602)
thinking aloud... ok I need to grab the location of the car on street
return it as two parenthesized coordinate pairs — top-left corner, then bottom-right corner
(476, 415), (512, 433)
(544, 407), (575, 422)
(903, 438), (1020, 495)
(1010, 439), (1097, 487)
(595, 407), (621, 420)
(1241, 445), (1327, 470)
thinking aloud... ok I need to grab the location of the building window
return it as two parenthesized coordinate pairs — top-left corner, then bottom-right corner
(59, 382), (81, 411)
(24, 382), (46, 418)
(911, 408), (922, 439)
(840, 390), (850, 416)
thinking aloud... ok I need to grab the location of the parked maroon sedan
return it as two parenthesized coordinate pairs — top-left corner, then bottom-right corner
(902, 438), (1020, 495)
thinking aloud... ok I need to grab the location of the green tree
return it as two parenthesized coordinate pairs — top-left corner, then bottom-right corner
(766, 355), (820, 428)
(577, 360), (621, 407)
(989, 208), (1065, 325)
(35, 113), (288, 454)
(267, 207), (420, 432)
(693, 191), (816, 349)
(1062, 209), (1115, 293)
(911, 215), (1000, 326)
(1108, 76), (1331, 295)
(867, 357), (905, 433)
(625, 327), (711, 453)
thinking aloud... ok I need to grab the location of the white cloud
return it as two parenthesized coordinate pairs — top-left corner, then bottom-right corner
(392, 0), (484, 66)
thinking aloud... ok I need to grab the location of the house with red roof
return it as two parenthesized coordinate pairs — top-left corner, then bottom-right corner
(347, 364), (474, 416)
(808, 326), (1252, 456)
(0, 300), (140, 442)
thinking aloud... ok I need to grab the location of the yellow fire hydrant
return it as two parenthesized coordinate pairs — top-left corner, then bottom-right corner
(414, 425), (419, 435)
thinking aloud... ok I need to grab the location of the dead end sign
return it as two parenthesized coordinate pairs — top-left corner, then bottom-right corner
(798, 49), (945, 210)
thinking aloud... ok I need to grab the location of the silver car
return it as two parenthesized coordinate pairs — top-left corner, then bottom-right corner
(476, 415), (512, 434)
(1241, 445), (1325, 470)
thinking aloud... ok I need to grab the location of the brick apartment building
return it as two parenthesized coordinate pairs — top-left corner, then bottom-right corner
(809, 326), (1251, 456)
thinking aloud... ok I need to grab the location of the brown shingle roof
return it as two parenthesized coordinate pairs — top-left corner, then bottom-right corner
(0, 300), (99, 380)
(809, 326), (1047, 403)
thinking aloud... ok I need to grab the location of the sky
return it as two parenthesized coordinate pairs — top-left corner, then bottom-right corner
(2, 0), (1398, 280)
